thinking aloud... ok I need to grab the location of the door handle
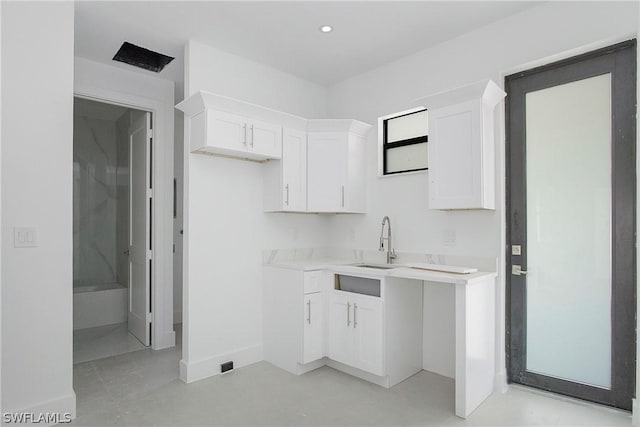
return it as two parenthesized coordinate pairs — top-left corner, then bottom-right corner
(353, 303), (358, 328)
(250, 125), (254, 147)
(285, 184), (290, 206)
(512, 265), (528, 276)
(341, 186), (345, 207)
(347, 302), (351, 327)
(242, 124), (247, 146)
(307, 299), (311, 324)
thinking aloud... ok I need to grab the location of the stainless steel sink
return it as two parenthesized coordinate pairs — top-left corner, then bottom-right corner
(350, 263), (398, 270)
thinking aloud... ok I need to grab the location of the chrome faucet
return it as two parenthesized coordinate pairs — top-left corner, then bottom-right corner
(379, 216), (397, 264)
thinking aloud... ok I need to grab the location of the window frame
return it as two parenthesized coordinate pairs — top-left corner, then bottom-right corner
(379, 107), (428, 176)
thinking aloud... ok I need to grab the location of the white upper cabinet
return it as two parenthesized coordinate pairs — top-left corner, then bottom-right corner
(178, 92), (371, 214)
(307, 120), (371, 213)
(176, 91), (285, 161)
(417, 80), (505, 210)
(264, 128), (307, 212)
(205, 110), (249, 153)
(250, 119), (282, 159)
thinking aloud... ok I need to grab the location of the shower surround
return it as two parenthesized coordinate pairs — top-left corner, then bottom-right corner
(73, 103), (130, 330)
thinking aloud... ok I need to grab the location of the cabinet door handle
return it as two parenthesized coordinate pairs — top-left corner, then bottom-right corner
(285, 184), (290, 206)
(307, 299), (311, 324)
(341, 185), (345, 207)
(347, 302), (351, 327)
(242, 124), (247, 146)
(353, 303), (358, 328)
(250, 125), (254, 147)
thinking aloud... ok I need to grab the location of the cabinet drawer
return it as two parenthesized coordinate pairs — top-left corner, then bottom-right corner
(304, 270), (323, 294)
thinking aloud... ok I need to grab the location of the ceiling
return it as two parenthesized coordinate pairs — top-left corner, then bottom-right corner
(74, 1), (539, 87)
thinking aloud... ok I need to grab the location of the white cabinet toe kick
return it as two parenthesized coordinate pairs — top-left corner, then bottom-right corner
(263, 264), (497, 418)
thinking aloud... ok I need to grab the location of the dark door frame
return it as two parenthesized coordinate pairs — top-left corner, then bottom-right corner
(505, 39), (637, 410)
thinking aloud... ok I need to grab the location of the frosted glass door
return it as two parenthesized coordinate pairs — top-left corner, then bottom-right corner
(507, 41), (635, 410)
(525, 74), (612, 388)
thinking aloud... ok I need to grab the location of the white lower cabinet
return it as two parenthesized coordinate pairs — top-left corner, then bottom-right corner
(329, 291), (383, 376)
(302, 291), (323, 364)
(264, 267), (421, 387)
(263, 267), (327, 375)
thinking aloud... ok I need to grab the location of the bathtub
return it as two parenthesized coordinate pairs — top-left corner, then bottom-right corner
(73, 282), (128, 330)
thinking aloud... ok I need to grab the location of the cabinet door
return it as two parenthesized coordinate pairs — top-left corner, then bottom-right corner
(307, 133), (348, 212)
(207, 110), (248, 152)
(428, 100), (483, 209)
(353, 296), (384, 376)
(282, 128), (307, 212)
(302, 292), (324, 364)
(328, 292), (353, 366)
(250, 119), (282, 159)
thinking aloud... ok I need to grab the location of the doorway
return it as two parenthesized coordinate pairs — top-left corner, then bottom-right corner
(506, 40), (636, 410)
(73, 97), (153, 363)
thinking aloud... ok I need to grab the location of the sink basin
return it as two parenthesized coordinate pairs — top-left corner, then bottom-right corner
(350, 263), (399, 270)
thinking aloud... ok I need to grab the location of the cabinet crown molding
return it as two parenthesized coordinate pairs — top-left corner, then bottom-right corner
(175, 90), (308, 130)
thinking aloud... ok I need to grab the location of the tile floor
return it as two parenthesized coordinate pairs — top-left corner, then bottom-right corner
(74, 323), (147, 364)
(70, 326), (632, 426)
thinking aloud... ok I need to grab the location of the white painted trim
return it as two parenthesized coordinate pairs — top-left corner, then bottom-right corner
(73, 83), (175, 351)
(633, 398), (638, 427)
(179, 344), (263, 383)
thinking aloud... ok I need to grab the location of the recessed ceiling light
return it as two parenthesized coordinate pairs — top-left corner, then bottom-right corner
(319, 25), (333, 33)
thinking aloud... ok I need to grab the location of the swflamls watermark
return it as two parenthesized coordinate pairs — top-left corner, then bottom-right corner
(2, 412), (72, 424)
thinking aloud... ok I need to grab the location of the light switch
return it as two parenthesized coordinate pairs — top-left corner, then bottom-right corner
(14, 227), (37, 248)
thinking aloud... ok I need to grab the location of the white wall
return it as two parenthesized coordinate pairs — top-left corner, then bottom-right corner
(74, 57), (176, 349)
(326, 1), (639, 390)
(181, 41), (330, 382)
(1, 1), (76, 417)
(186, 41), (326, 119)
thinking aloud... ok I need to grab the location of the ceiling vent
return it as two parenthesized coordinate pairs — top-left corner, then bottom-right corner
(112, 42), (174, 73)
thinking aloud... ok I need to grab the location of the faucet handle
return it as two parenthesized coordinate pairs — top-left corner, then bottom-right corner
(390, 248), (397, 259)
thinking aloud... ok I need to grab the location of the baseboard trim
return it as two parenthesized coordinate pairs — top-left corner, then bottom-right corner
(3, 391), (77, 425)
(326, 360), (391, 388)
(179, 344), (263, 383)
(632, 398), (638, 427)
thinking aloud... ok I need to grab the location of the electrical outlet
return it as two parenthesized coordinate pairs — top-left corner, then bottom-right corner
(443, 229), (456, 247)
(221, 361), (233, 373)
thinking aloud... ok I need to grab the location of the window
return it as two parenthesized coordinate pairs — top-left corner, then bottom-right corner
(380, 108), (428, 175)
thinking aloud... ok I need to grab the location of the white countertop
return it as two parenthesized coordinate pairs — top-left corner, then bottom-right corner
(266, 260), (497, 285)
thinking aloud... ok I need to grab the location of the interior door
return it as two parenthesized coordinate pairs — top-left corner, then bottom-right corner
(506, 40), (636, 409)
(128, 110), (152, 347)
